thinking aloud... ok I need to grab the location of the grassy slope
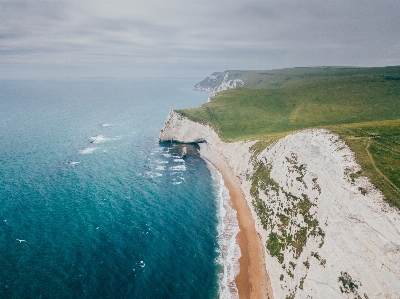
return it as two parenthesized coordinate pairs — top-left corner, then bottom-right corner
(329, 120), (400, 208)
(179, 66), (400, 208)
(225, 66), (400, 89)
(180, 73), (400, 141)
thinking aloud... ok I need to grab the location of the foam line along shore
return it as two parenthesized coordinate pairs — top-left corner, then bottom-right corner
(199, 143), (273, 299)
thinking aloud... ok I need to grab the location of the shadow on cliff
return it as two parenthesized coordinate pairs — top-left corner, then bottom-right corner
(158, 141), (201, 158)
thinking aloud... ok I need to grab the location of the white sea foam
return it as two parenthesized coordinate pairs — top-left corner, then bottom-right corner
(155, 166), (166, 171)
(70, 162), (80, 166)
(162, 153), (172, 157)
(156, 160), (169, 164)
(172, 181), (182, 185)
(90, 135), (107, 143)
(79, 147), (98, 154)
(170, 165), (186, 171)
(206, 161), (240, 299)
(173, 158), (185, 163)
(145, 171), (164, 178)
(101, 123), (111, 127)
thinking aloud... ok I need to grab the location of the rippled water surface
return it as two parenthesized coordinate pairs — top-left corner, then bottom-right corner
(0, 79), (243, 298)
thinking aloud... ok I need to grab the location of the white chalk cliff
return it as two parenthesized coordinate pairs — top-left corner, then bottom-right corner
(193, 71), (244, 93)
(159, 110), (400, 299)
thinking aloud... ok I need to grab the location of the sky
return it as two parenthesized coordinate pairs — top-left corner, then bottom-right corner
(1, 0), (399, 79)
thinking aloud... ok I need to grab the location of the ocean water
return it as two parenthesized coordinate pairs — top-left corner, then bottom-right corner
(0, 79), (239, 298)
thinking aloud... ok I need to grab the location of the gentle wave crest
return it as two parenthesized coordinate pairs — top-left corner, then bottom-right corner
(90, 135), (107, 143)
(206, 161), (240, 299)
(170, 165), (186, 171)
(79, 147), (98, 154)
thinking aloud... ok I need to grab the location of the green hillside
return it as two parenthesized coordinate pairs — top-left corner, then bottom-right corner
(224, 66), (400, 90)
(180, 68), (400, 141)
(329, 120), (400, 209)
(179, 66), (400, 208)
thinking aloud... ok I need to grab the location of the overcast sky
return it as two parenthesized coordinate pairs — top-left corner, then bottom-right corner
(1, 0), (399, 79)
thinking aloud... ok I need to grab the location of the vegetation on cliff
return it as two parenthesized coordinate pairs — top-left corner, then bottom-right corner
(329, 120), (400, 209)
(165, 67), (400, 297)
(179, 66), (400, 209)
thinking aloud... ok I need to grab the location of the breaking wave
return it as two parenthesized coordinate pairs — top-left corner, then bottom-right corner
(206, 161), (240, 299)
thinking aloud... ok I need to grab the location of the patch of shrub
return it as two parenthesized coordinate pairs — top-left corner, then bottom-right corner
(338, 272), (359, 295)
(266, 232), (285, 264)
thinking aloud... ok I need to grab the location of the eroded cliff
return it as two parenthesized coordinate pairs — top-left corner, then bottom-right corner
(159, 111), (400, 299)
(193, 71), (244, 93)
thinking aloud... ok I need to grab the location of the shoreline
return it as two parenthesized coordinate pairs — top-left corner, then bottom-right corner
(199, 143), (273, 299)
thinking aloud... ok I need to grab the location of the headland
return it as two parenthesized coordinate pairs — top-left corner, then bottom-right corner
(160, 66), (400, 298)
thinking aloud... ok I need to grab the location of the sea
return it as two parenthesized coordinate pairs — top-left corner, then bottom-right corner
(0, 78), (240, 299)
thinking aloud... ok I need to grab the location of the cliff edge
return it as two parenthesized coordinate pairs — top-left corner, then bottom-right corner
(159, 110), (400, 299)
(193, 71), (244, 93)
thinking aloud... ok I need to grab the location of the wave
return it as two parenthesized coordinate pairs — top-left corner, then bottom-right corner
(145, 171), (163, 178)
(89, 135), (122, 144)
(173, 158), (185, 163)
(206, 161), (240, 299)
(90, 135), (107, 144)
(170, 165), (186, 171)
(79, 147), (98, 154)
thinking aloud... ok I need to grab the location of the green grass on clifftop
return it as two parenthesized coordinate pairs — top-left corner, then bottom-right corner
(218, 66), (400, 90)
(179, 66), (400, 208)
(179, 67), (400, 141)
(329, 120), (400, 209)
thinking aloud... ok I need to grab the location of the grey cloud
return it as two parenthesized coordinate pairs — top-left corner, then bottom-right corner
(0, 0), (399, 79)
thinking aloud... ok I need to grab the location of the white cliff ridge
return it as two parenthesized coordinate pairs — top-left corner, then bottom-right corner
(193, 71), (244, 93)
(159, 110), (400, 299)
(159, 110), (222, 144)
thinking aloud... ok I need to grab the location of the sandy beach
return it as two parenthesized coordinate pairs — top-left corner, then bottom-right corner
(199, 143), (273, 299)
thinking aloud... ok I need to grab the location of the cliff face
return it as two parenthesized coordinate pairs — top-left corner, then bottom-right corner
(159, 111), (400, 299)
(193, 71), (244, 93)
(245, 130), (400, 299)
(159, 110), (222, 144)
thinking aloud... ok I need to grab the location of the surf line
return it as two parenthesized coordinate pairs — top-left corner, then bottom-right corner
(199, 142), (272, 299)
(206, 161), (240, 299)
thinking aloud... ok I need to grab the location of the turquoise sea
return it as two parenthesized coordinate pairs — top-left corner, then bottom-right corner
(0, 79), (239, 298)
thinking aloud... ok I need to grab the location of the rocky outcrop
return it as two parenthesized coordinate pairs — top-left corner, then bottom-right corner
(159, 110), (222, 144)
(193, 71), (244, 93)
(159, 111), (400, 299)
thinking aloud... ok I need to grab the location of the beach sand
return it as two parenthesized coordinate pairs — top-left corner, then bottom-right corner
(199, 144), (273, 299)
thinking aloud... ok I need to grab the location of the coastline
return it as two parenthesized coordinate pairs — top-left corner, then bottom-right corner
(199, 143), (273, 299)
(159, 105), (400, 297)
